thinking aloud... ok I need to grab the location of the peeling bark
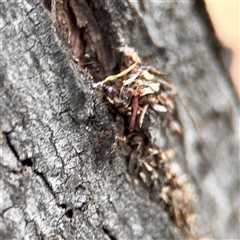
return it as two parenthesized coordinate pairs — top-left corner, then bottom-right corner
(1, 0), (239, 240)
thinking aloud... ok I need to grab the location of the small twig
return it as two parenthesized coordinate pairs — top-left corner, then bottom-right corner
(93, 56), (139, 88)
(128, 95), (139, 132)
(139, 103), (149, 128)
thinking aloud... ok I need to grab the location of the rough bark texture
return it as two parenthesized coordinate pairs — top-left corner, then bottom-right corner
(1, 0), (239, 240)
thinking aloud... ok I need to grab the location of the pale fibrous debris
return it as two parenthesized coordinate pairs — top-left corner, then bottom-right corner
(161, 161), (196, 232)
(94, 46), (196, 237)
(169, 119), (182, 135)
(160, 148), (176, 162)
(93, 45), (175, 132)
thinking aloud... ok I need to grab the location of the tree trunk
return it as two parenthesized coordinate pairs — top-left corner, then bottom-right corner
(1, 0), (239, 239)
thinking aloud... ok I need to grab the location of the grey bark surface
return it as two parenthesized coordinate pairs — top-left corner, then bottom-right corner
(0, 1), (239, 240)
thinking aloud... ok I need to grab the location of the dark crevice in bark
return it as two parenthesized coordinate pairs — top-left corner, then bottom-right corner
(65, 209), (73, 218)
(42, 0), (51, 11)
(64, 207), (86, 218)
(1, 207), (14, 217)
(79, 202), (88, 212)
(59, 204), (67, 209)
(34, 169), (56, 199)
(3, 131), (20, 161)
(43, 0), (121, 81)
(21, 158), (33, 167)
(102, 226), (117, 240)
(75, 184), (85, 193)
(3, 131), (33, 167)
(56, 197), (90, 218)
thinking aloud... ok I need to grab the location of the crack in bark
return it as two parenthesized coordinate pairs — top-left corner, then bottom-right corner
(3, 130), (58, 203)
(34, 169), (56, 199)
(1, 206), (14, 217)
(3, 129), (76, 236)
(3, 131), (20, 161)
(47, 0), (120, 81)
(102, 226), (117, 240)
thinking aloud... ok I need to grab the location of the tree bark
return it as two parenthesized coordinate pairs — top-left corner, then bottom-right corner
(1, 0), (239, 239)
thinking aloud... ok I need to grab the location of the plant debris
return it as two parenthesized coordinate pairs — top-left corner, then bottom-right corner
(94, 46), (196, 237)
(93, 46), (176, 132)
